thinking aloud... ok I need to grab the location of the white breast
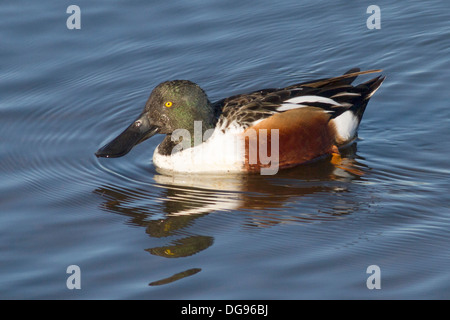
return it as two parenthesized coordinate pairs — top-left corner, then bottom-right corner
(152, 128), (246, 174)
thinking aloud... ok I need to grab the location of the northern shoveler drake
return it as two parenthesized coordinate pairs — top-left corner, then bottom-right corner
(96, 68), (384, 175)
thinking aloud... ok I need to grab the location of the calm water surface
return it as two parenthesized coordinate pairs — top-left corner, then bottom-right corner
(1, 0), (449, 299)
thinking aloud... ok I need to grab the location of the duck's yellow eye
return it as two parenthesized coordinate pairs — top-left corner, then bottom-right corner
(165, 101), (173, 108)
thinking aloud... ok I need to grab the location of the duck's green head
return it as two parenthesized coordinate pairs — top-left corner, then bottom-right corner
(96, 80), (216, 158)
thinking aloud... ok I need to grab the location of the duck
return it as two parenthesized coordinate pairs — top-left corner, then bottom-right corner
(95, 68), (384, 175)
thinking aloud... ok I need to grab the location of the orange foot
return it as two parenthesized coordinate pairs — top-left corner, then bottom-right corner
(330, 145), (364, 176)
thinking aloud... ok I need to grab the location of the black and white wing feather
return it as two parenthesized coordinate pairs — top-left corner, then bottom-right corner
(213, 68), (384, 132)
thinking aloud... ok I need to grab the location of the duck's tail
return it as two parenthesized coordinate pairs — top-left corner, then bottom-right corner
(350, 70), (385, 122)
(323, 68), (385, 145)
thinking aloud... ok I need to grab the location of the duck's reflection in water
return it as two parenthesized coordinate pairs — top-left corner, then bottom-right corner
(94, 144), (369, 284)
(148, 268), (202, 286)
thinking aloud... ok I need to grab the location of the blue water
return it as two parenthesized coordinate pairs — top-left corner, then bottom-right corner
(1, 0), (449, 299)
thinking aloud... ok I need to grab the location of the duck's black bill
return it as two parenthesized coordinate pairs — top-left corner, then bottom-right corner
(95, 116), (159, 158)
